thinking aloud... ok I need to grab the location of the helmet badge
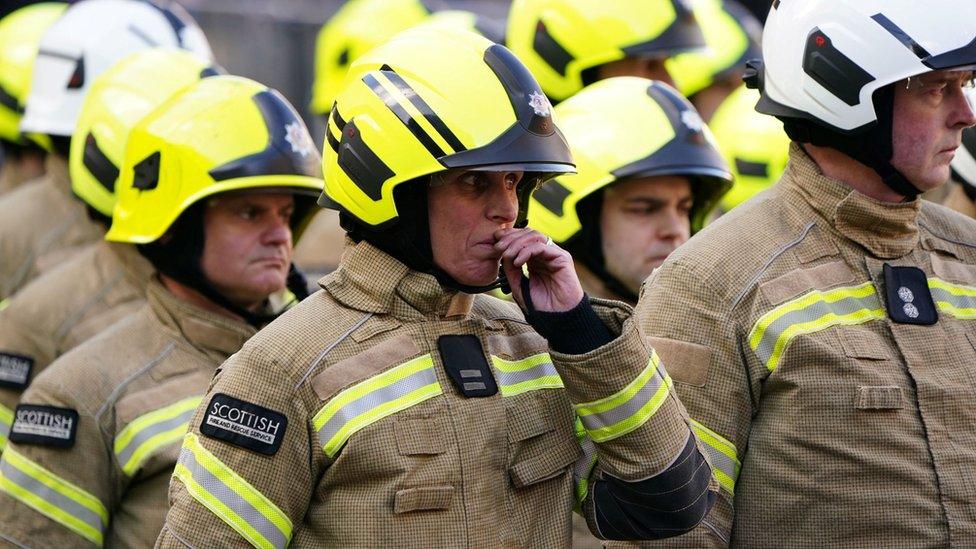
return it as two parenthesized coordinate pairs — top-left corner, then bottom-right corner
(528, 91), (551, 117)
(285, 121), (313, 157)
(681, 109), (704, 133)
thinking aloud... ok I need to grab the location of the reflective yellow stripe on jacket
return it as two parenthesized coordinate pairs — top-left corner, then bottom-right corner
(749, 282), (885, 372)
(929, 278), (976, 319)
(174, 432), (292, 549)
(491, 352), (563, 397)
(0, 447), (108, 546)
(115, 396), (201, 476)
(574, 351), (672, 443)
(0, 403), (12, 451)
(690, 419), (740, 495)
(313, 354), (442, 459)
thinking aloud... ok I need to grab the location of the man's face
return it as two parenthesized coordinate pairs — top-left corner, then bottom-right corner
(596, 56), (675, 88)
(200, 192), (295, 310)
(600, 175), (692, 294)
(428, 169), (523, 286)
(892, 70), (976, 192)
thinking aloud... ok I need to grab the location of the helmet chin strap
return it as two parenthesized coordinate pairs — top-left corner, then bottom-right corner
(344, 176), (544, 296)
(782, 84), (923, 200)
(137, 203), (306, 328)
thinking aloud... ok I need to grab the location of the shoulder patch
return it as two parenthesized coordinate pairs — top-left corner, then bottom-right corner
(0, 352), (33, 390)
(10, 404), (78, 448)
(200, 393), (287, 455)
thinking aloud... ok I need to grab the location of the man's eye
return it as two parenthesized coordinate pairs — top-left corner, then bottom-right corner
(239, 208), (258, 220)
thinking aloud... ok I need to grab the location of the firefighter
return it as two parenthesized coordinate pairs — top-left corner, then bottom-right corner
(0, 0), (212, 300)
(635, 1), (976, 545)
(0, 3), (66, 195)
(529, 77), (732, 304)
(0, 49), (221, 447)
(506, 0), (706, 102)
(157, 27), (716, 547)
(0, 74), (323, 546)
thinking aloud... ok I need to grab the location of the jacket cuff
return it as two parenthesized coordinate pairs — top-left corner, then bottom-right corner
(523, 294), (613, 355)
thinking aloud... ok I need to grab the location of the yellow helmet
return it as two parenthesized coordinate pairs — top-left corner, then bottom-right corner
(309, 0), (431, 116)
(107, 75), (324, 244)
(666, 0), (762, 97)
(309, 0), (508, 116)
(0, 2), (67, 149)
(529, 76), (733, 245)
(70, 48), (218, 217)
(506, 0), (705, 102)
(319, 26), (574, 230)
(710, 85), (789, 211)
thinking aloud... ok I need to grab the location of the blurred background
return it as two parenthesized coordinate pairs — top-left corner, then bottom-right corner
(121, 0), (771, 146)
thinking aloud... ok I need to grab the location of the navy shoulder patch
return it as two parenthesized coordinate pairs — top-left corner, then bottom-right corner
(883, 263), (938, 325)
(0, 352), (33, 390)
(200, 393), (287, 455)
(9, 404), (78, 448)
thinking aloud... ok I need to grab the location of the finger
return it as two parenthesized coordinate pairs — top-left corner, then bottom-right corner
(498, 231), (549, 261)
(494, 228), (547, 251)
(513, 242), (551, 269)
(502, 257), (525, 309)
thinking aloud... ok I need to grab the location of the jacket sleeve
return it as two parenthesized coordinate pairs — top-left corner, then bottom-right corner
(0, 363), (116, 547)
(0, 296), (61, 453)
(538, 298), (719, 541)
(622, 260), (755, 547)
(157, 345), (318, 549)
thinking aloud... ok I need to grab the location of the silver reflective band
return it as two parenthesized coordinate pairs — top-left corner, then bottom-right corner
(177, 446), (289, 549)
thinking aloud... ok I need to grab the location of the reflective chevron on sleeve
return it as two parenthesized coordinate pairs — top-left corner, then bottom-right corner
(0, 403), (12, 451)
(491, 352), (563, 397)
(689, 419), (740, 495)
(573, 351), (672, 443)
(173, 432), (292, 549)
(749, 282), (885, 372)
(0, 446), (108, 546)
(115, 396), (201, 476)
(313, 354), (442, 459)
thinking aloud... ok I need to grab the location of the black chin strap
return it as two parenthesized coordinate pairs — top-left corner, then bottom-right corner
(782, 85), (922, 200)
(344, 176), (547, 296)
(563, 191), (639, 303)
(138, 203), (309, 328)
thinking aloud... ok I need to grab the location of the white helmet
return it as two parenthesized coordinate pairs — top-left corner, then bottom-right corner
(748, 0), (976, 196)
(20, 0), (213, 138)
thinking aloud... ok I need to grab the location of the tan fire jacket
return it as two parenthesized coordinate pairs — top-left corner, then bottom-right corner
(157, 240), (711, 548)
(0, 156), (103, 300)
(0, 157), (45, 196)
(0, 242), (155, 447)
(0, 280), (256, 547)
(632, 144), (976, 547)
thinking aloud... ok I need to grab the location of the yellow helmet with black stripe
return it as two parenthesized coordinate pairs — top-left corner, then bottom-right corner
(506, 0), (705, 102)
(70, 48), (218, 217)
(107, 75), (324, 244)
(0, 2), (66, 149)
(319, 26), (574, 229)
(529, 76), (732, 247)
(710, 85), (789, 211)
(666, 0), (762, 97)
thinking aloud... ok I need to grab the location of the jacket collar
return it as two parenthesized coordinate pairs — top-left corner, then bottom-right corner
(575, 262), (634, 305)
(146, 279), (255, 359)
(784, 143), (920, 259)
(322, 239), (474, 320)
(106, 241), (155, 289)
